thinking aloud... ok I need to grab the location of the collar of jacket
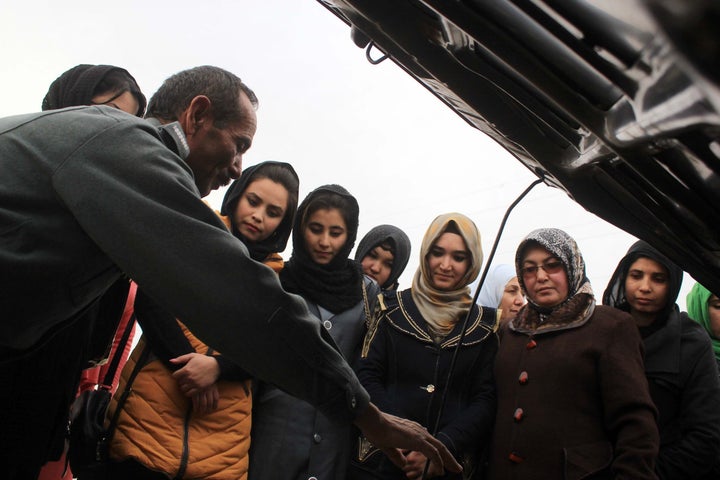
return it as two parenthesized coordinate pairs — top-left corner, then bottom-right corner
(509, 293), (595, 336)
(145, 118), (190, 160)
(383, 289), (496, 348)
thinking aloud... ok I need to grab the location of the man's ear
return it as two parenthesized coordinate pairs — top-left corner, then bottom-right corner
(179, 95), (213, 136)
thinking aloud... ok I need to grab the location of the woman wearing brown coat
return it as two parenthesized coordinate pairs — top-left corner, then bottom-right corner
(488, 228), (659, 480)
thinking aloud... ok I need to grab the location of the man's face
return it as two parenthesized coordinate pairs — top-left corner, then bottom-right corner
(184, 91), (257, 197)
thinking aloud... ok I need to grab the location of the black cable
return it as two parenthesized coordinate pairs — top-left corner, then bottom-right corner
(422, 178), (543, 479)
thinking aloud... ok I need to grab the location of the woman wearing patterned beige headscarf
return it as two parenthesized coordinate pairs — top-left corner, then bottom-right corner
(488, 228), (659, 480)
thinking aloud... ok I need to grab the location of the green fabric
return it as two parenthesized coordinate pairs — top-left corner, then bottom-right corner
(686, 283), (720, 360)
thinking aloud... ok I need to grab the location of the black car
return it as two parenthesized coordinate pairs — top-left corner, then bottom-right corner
(314, 0), (720, 294)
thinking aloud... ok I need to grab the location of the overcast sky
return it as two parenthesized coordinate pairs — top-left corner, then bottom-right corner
(0, 0), (695, 308)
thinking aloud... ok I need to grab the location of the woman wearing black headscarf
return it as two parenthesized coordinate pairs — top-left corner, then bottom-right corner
(220, 160), (299, 264)
(249, 184), (380, 480)
(99, 161), (300, 480)
(42, 64), (146, 116)
(26, 64), (147, 480)
(603, 240), (720, 480)
(41, 64), (146, 388)
(488, 228), (659, 480)
(355, 224), (412, 293)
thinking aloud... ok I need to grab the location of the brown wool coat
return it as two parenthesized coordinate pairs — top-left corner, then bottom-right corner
(488, 305), (659, 480)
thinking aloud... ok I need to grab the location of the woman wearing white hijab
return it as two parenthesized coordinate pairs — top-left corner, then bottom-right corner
(477, 264), (525, 324)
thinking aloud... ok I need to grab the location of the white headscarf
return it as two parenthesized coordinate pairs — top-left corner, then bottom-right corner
(477, 264), (517, 308)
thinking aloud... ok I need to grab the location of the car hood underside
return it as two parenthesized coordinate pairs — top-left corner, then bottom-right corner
(315, 0), (720, 294)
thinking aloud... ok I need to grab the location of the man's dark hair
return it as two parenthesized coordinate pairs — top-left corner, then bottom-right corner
(146, 66), (258, 127)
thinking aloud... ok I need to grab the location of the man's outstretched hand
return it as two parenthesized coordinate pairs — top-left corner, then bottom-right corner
(354, 403), (462, 475)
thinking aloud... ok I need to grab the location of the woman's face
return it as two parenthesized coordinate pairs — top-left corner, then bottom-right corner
(232, 177), (289, 243)
(521, 246), (569, 308)
(427, 232), (470, 291)
(499, 276), (525, 321)
(303, 208), (347, 265)
(624, 257), (669, 324)
(91, 90), (141, 115)
(361, 245), (394, 287)
(708, 294), (720, 339)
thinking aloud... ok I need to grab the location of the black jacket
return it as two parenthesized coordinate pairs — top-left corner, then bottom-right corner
(603, 241), (720, 479)
(353, 289), (498, 479)
(644, 310), (720, 480)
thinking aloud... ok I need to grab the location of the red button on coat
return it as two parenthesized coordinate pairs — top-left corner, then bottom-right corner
(519, 371), (529, 384)
(509, 452), (524, 463)
(513, 407), (524, 422)
(526, 339), (537, 349)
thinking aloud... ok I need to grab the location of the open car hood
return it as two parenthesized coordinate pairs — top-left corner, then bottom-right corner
(315, 0), (720, 294)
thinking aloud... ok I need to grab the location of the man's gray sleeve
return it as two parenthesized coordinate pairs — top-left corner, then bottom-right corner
(52, 118), (369, 423)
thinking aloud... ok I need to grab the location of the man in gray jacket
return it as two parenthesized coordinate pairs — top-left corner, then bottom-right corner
(0, 66), (460, 479)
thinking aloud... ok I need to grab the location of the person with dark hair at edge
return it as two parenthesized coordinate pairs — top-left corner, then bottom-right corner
(42, 63), (146, 117)
(355, 224), (412, 295)
(0, 65), (460, 480)
(687, 282), (720, 371)
(34, 63), (146, 480)
(604, 240), (720, 479)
